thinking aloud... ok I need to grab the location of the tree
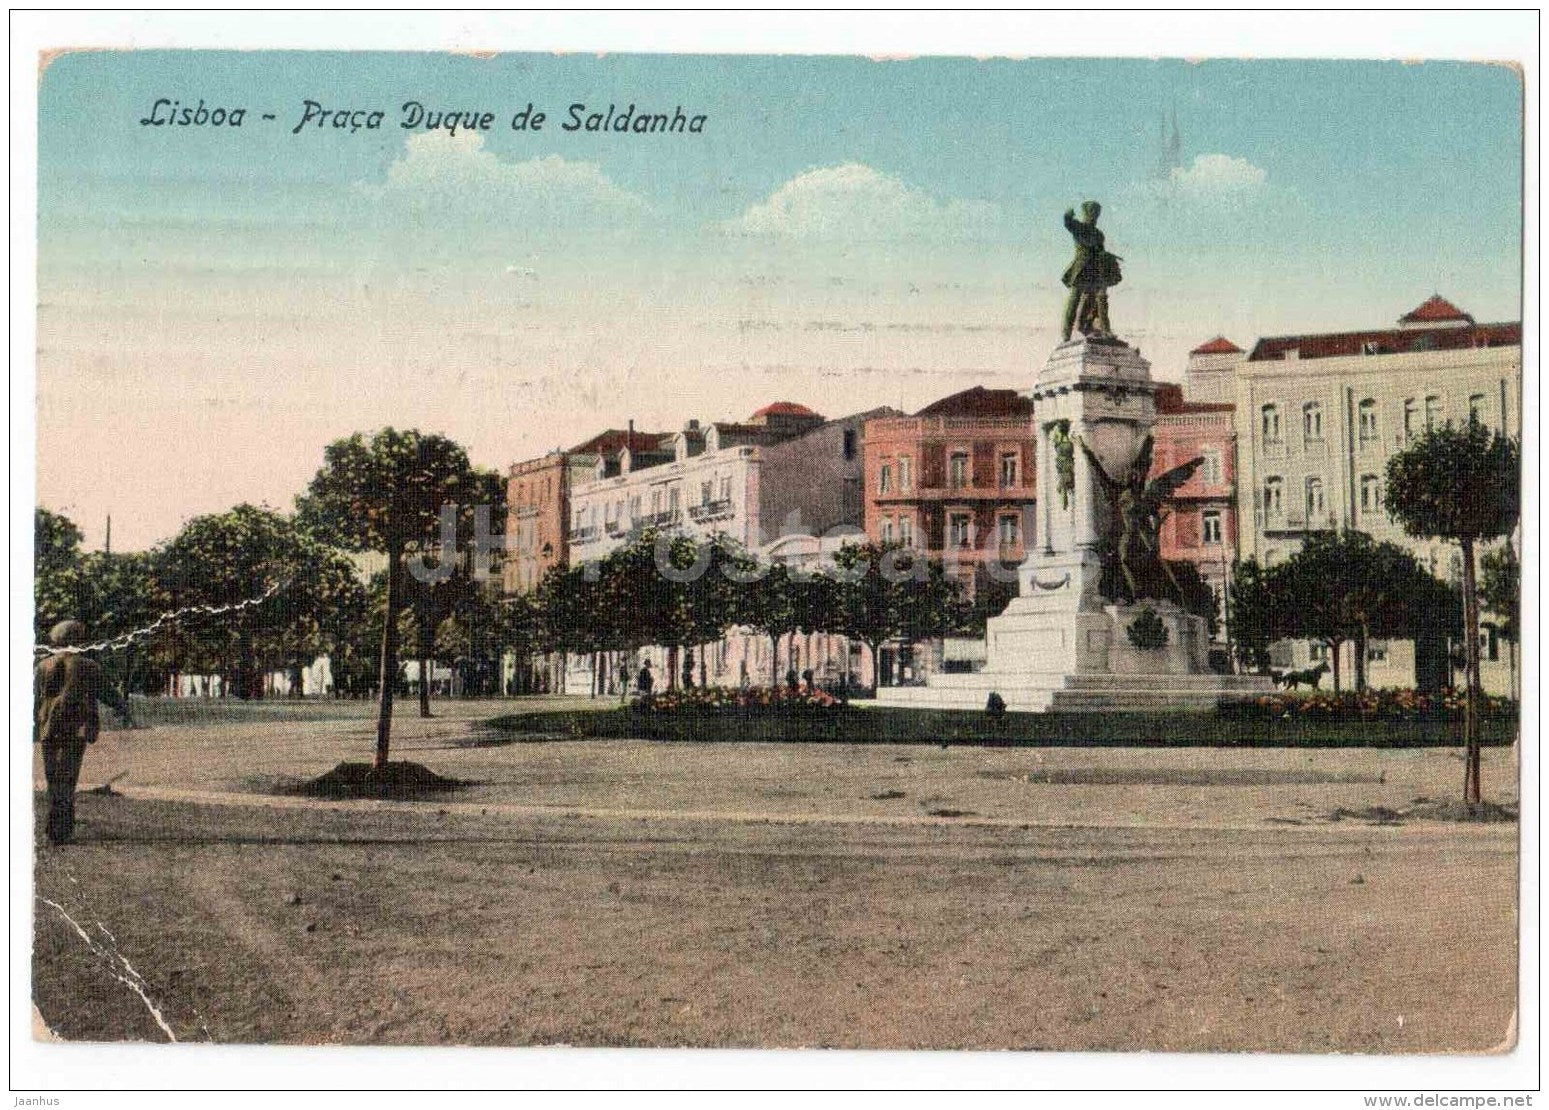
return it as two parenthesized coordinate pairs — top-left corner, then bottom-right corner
(1228, 558), (1278, 674)
(296, 429), (483, 768)
(741, 559), (802, 688)
(1479, 541), (1520, 701)
(1385, 423), (1520, 806)
(157, 504), (355, 698)
(1480, 542), (1519, 644)
(831, 541), (965, 693)
(35, 507), (85, 637)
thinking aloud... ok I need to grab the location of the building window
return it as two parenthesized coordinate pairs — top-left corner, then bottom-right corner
(1202, 510), (1222, 545)
(949, 513), (972, 549)
(1199, 447), (1222, 485)
(1303, 401), (1323, 443)
(1305, 476), (1326, 518)
(898, 456), (913, 491)
(1360, 474), (1382, 515)
(1358, 399), (1378, 444)
(997, 514), (1019, 548)
(1308, 642), (1328, 662)
(1261, 404), (1282, 444)
(879, 462), (893, 493)
(1404, 398), (1418, 440)
(999, 452), (1019, 489)
(1367, 641), (1388, 664)
(650, 490), (662, 515)
(949, 452), (970, 489)
(719, 476), (732, 502)
(881, 517), (895, 544)
(1425, 395), (1442, 431)
(700, 481), (713, 505)
(668, 487), (681, 516)
(1469, 393), (1488, 426)
(842, 428), (857, 460)
(899, 516), (914, 548)
(1263, 477), (1283, 517)
(629, 495), (641, 520)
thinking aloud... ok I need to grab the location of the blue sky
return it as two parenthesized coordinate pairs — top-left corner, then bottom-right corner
(36, 51), (1523, 549)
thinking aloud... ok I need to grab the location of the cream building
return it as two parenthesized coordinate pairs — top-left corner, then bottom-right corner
(567, 402), (894, 563)
(560, 402), (898, 696)
(1225, 296), (1521, 693)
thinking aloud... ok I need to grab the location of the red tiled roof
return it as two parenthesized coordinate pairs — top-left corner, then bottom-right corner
(1248, 321), (1519, 362)
(751, 401), (821, 420)
(569, 428), (670, 455)
(1190, 336), (1242, 356)
(915, 386), (1034, 419)
(1400, 294), (1474, 324)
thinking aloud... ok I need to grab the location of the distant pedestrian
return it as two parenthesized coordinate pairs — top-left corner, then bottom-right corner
(785, 667), (799, 693)
(801, 668), (814, 694)
(637, 660), (654, 696)
(33, 620), (129, 846)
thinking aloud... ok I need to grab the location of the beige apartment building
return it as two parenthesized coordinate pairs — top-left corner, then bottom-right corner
(1224, 296), (1521, 693)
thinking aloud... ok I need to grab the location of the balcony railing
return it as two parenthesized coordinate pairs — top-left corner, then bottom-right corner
(640, 509), (682, 528)
(867, 416), (1034, 436)
(687, 498), (735, 523)
(571, 525), (601, 543)
(875, 484), (1034, 502)
(604, 518), (629, 537)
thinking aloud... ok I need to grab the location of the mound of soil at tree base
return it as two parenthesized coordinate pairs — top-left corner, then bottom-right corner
(1329, 800), (1517, 825)
(291, 761), (466, 800)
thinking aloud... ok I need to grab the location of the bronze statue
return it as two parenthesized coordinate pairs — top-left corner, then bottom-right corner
(1076, 435), (1203, 604)
(1061, 201), (1123, 341)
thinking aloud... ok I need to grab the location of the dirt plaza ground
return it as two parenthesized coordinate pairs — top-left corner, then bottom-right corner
(31, 698), (1519, 1051)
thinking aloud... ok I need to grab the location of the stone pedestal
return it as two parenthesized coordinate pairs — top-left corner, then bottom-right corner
(876, 336), (1272, 714)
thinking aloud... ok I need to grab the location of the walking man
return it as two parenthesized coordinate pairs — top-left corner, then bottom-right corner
(34, 620), (128, 845)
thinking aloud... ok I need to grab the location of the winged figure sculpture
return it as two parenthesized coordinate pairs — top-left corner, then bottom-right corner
(1076, 434), (1204, 604)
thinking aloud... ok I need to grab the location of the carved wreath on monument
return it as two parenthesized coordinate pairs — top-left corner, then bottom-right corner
(1076, 434), (1204, 607)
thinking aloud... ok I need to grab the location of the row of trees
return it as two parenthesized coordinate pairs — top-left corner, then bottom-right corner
(530, 532), (972, 696)
(1228, 422), (1519, 806)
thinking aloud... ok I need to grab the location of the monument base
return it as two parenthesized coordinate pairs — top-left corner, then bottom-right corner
(875, 598), (1273, 714)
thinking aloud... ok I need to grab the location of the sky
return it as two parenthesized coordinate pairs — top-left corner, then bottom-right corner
(35, 50), (1523, 551)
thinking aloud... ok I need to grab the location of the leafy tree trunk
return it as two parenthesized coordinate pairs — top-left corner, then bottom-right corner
(375, 545), (403, 769)
(699, 643), (707, 689)
(1354, 622), (1369, 693)
(769, 635), (780, 689)
(1328, 640), (1342, 694)
(238, 628), (258, 701)
(1461, 537), (1482, 806)
(868, 639), (883, 694)
(417, 620), (435, 718)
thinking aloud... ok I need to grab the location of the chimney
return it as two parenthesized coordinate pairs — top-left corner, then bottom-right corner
(687, 419), (700, 432)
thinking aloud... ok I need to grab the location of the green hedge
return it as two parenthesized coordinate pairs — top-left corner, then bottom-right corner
(481, 704), (1518, 749)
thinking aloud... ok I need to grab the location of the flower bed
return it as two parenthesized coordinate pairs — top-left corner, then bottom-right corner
(1220, 687), (1518, 723)
(635, 685), (841, 715)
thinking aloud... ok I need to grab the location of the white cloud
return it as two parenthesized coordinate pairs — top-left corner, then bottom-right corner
(370, 131), (650, 228)
(1168, 153), (1268, 196)
(730, 162), (1005, 241)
